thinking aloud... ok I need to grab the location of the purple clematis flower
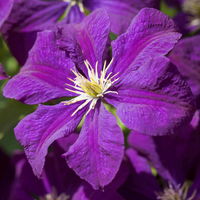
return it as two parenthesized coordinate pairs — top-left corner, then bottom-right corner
(169, 35), (200, 107)
(3, 8), (195, 189)
(0, 0), (160, 65)
(128, 110), (200, 200)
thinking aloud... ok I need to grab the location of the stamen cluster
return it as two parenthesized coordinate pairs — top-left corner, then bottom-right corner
(40, 190), (69, 200)
(157, 184), (196, 200)
(63, 59), (119, 116)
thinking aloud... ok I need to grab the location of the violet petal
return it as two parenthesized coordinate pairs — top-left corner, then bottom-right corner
(56, 9), (110, 75)
(64, 103), (124, 189)
(107, 56), (195, 135)
(110, 8), (181, 77)
(3, 30), (75, 104)
(14, 103), (86, 177)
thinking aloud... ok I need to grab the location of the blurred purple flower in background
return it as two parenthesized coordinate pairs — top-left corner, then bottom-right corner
(127, 110), (200, 199)
(9, 152), (79, 200)
(165, 0), (200, 33)
(8, 135), (80, 200)
(169, 35), (200, 107)
(121, 148), (162, 200)
(0, 0), (83, 65)
(0, 0), (160, 65)
(3, 7), (195, 190)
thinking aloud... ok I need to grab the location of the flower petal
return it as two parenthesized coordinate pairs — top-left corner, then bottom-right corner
(0, 0), (13, 28)
(64, 103), (124, 189)
(3, 30), (75, 104)
(14, 103), (86, 177)
(85, 0), (160, 34)
(169, 35), (200, 104)
(107, 56), (195, 135)
(110, 8), (181, 77)
(56, 9), (110, 75)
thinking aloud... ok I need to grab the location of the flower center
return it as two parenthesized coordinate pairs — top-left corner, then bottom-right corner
(63, 59), (119, 116)
(156, 183), (196, 200)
